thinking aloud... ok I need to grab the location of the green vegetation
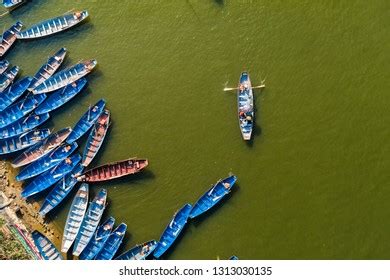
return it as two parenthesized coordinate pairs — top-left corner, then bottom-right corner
(0, 217), (29, 260)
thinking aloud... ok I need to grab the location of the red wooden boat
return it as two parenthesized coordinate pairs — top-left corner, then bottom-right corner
(76, 158), (148, 182)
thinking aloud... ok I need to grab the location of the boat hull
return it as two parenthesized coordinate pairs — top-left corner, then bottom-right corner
(0, 129), (50, 155)
(32, 230), (63, 260)
(0, 76), (32, 112)
(0, 112), (49, 140)
(16, 142), (78, 181)
(0, 92), (46, 129)
(79, 217), (115, 260)
(116, 240), (158, 260)
(17, 11), (89, 40)
(32, 60), (96, 94)
(0, 66), (20, 92)
(77, 158), (148, 183)
(95, 223), (127, 260)
(35, 78), (87, 114)
(39, 164), (84, 216)
(21, 153), (82, 198)
(28, 47), (67, 91)
(61, 184), (89, 253)
(12, 127), (72, 168)
(237, 72), (254, 141)
(0, 22), (23, 57)
(67, 99), (106, 144)
(153, 204), (192, 259)
(189, 175), (237, 219)
(73, 189), (107, 256)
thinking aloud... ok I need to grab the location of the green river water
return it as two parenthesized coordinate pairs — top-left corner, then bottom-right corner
(1, 0), (389, 259)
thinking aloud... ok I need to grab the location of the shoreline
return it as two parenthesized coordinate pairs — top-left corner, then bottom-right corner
(0, 160), (63, 259)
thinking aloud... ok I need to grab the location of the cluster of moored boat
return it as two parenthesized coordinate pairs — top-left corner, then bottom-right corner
(31, 174), (238, 260)
(1, 7), (243, 261)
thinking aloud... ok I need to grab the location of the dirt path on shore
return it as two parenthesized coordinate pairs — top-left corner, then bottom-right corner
(0, 160), (63, 257)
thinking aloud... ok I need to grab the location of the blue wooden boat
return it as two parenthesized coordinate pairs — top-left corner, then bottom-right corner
(67, 99), (106, 144)
(32, 60), (97, 94)
(116, 240), (158, 260)
(237, 72), (254, 140)
(17, 11), (89, 40)
(0, 128), (50, 155)
(153, 203), (192, 259)
(0, 22), (23, 57)
(73, 188), (107, 256)
(32, 230), (63, 260)
(0, 65), (19, 92)
(35, 78), (87, 114)
(229, 255), (239, 260)
(0, 76), (32, 111)
(0, 112), (50, 140)
(0, 93), (46, 129)
(21, 153), (81, 198)
(16, 142), (78, 181)
(12, 127), (72, 168)
(3, 0), (24, 9)
(28, 47), (67, 91)
(95, 223), (127, 260)
(39, 164), (84, 217)
(61, 183), (89, 253)
(189, 175), (237, 219)
(79, 216), (115, 260)
(0, 60), (9, 74)
(81, 109), (110, 166)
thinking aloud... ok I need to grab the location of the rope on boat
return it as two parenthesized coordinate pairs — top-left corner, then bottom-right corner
(0, 11), (10, 18)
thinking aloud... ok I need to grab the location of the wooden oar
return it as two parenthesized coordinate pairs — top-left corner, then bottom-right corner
(223, 84), (265, 91)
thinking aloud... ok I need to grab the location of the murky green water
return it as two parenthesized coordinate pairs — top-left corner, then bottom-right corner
(2, 0), (389, 259)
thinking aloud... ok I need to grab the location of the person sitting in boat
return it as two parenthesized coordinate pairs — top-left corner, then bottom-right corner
(65, 158), (72, 165)
(223, 182), (231, 190)
(239, 111), (246, 119)
(74, 12), (82, 19)
(92, 105), (99, 113)
(63, 145), (72, 152)
(239, 84), (244, 92)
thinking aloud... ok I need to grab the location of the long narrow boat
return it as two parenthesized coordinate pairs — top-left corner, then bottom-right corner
(0, 60), (9, 74)
(237, 72), (254, 140)
(79, 217), (115, 260)
(12, 127), (72, 168)
(3, 0), (25, 9)
(28, 47), (67, 91)
(81, 109), (110, 166)
(16, 142), (78, 181)
(95, 223), (127, 260)
(0, 22), (23, 57)
(67, 99), (106, 144)
(21, 153), (81, 198)
(0, 93), (46, 129)
(115, 240), (158, 260)
(0, 76), (32, 111)
(73, 188), (107, 256)
(39, 164), (84, 216)
(77, 158), (148, 183)
(32, 60), (97, 94)
(0, 112), (49, 140)
(153, 204), (192, 259)
(189, 175), (237, 219)
(35, 78), (87, 114)
(61, 183), (89, 253)
(0, 129), (50, 155)
(0, 65), (19, 92)
(32, 230), (63, 260)
(17, 11), (89, 40)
